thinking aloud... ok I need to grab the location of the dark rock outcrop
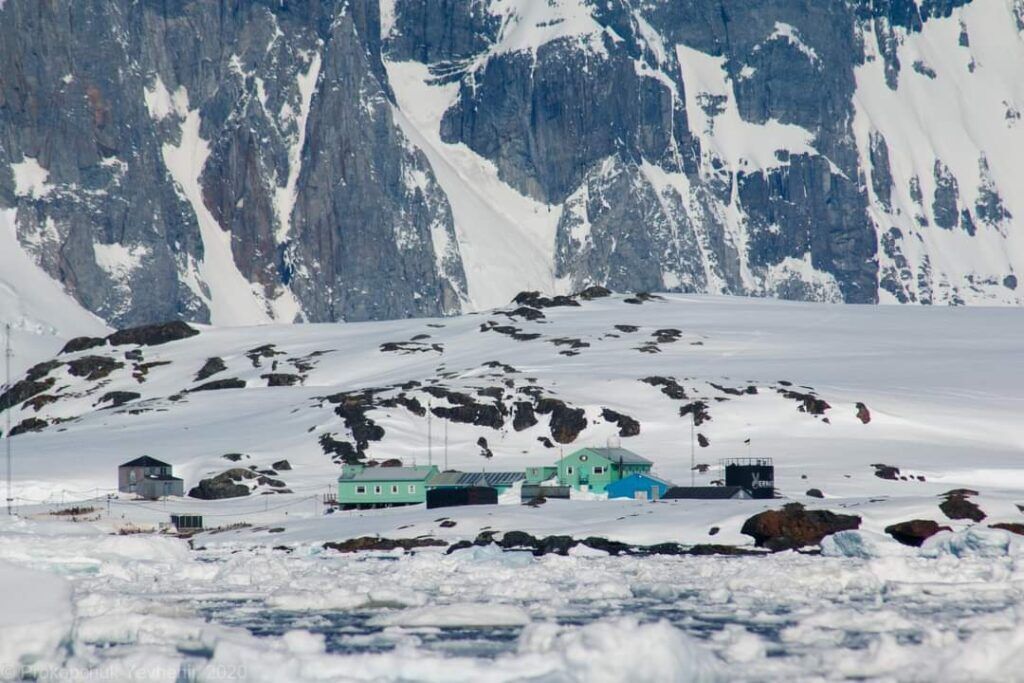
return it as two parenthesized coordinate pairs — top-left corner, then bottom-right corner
(601, 408), (640, 437)
(535, 398), (587, 444)
(323, 537), (447, 553)
(67, 355), (123, 381)
(97, 391), (141, 408)
(741, 503), (861, 551)
(940, 492), (986, 522)
(60, 337), (106, 355)
(108, 322), (199, 347)
(191, 378), (246, 392)
(885, 519), (950, 547)
(856, 402), (872, 424)
(9, 417), (48, 436)
(195, 357), (227, 382)
(188, 469), (256, 499)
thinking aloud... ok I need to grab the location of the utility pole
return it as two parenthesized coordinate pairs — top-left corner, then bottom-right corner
(690, 410), (695, 487)
(4, 323), (10, 515)
(443, 418), (448, 471)
(427, 401), (433, 466)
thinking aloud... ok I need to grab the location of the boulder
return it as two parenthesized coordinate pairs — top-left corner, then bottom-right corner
(188, 469), (256, 499)
(262, 373), (301, 386)
(272, 459), (292, 471)
(805, 488), (824, 499)
(885, 519), (950, 547)
(872, 463), (900, 480)
(855, 402), (872, 424)
(741, 503), (861, 551)
(108, 321), (199, 347)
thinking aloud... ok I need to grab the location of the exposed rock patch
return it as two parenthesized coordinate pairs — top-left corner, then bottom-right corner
(195, 357), (227, 382)
(741, 503), (861, 551)
(60, 337), (107, 354)
(191, 378), (246, 392)
(601, 408), (640, 437)
(885, 519), (950, 547)
(108, 321), (199, 347)
(67, 356), (124, 381)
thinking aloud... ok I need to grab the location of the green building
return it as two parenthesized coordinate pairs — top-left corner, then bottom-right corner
(337, 464), (439, 509)
(555, 447), (653, 493)
(524, 465), (558, 485)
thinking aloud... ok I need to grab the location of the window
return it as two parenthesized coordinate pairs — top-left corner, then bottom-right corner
(593, 466), (606, 475)
(390, 485), (399, 494)
(408, 484), (416, 494)
(374, 485), (382, 494)
(355, 485), (366, 495)
(566, 466), (575, 476)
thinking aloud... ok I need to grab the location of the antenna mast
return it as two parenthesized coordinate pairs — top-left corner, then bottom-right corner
(5, 324), (12, 515)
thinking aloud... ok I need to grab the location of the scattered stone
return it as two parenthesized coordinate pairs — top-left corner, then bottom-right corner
(195, 357), (226, 382)
(439, 520), (457, 528)
(537, 436), (555, 448)
(856, 402), (872, 424)
(697, 433), (709, 448)
(652, 328), (682, 343)
(246, 344), (284, 367)
(60, 337), (106, 354)
(741, 503), (861, 551)
(885, 519), (950, 547)
(641, 376), (687, 400)
(872, 463), (901, 480)
(806, 488), (824, 499)
(108, 321), (199, 347)
(191, 378), (246, 392)
(614, 325), (639, 333)
(222, 453), (247, 462)
(778, 388), (831, 415)
(601, 408), (640, 437)
(708, 526), (720, 536)
(477, 436), (494, 458)
(272, 459), (292, 471)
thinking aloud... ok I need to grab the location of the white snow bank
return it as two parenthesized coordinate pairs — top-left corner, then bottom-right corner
(920, 527), (1021, 559)
(369, 603), (530, 628)
(0, 561), (72, 674)
(820, 530), (914, 559)
(10, 156), (53, 198)
(517, 617), (721, 683)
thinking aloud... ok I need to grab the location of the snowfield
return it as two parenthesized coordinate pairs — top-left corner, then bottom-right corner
(1, 292), (1024, 680)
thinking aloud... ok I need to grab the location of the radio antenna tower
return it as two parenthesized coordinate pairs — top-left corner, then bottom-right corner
(5, 324), (12, 515)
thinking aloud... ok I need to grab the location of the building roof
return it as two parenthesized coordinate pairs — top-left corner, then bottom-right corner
(338, 465), (438, 482)
(568, 447), (652, 465)
(428, 471), (526, 488)
(608, 472), (674, 488)
(663, 486), (748, 500)
(120, 456), (171, 468)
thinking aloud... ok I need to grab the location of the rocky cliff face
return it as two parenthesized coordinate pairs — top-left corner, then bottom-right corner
(1, 0), (1020, 328)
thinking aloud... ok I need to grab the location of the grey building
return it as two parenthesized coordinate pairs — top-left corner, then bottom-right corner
(118, 456), (184, 499)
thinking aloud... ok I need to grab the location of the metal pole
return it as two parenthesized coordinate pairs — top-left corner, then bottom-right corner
(5, 323), (11, 515)
(690, 410), (695, 486)
(443, 418), (448, 471)
(427, 401), (433, 466)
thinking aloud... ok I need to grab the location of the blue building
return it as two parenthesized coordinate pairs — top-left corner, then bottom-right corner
(606, 473), (674, 501)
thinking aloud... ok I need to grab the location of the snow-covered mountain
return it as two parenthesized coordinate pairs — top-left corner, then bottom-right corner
(1, 0), (1022, 329)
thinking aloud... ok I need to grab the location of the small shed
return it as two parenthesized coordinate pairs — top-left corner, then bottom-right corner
(606, 473), (674, 501)
(337, 464), (439, 509)
(118, 456), (184, 499)
(722, 458), (775, 499)
(170, 514), (203, 532)
(662, 486), (750, 500)
(520, 484), (571, 502)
